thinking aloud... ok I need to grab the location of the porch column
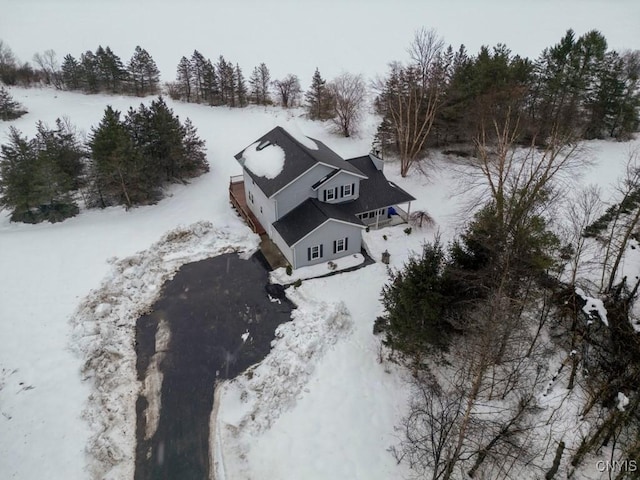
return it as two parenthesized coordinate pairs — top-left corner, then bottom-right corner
(406, 201), (411, 221)
(376, 210), (380, 229)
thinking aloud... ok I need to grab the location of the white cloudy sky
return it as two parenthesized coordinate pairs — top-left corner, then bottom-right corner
(1, 0), (639, 85)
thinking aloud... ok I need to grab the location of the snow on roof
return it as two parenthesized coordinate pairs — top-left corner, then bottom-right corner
(242, 141), (285, 179)
(282, 122), (318, 150)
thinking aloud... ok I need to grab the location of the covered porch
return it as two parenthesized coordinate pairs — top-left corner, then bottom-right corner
(357, 201), (412, 230)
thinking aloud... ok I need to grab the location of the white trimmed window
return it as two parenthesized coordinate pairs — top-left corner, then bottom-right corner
(334, 237), (348, 253)
(309, 244), (322, 260)
(326, 188), (336, 201)
(343, 184), (353, 196)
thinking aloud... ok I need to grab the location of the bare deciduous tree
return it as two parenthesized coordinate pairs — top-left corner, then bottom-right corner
(273, 74), (301, 108)
(328, 72), (366, 137)
(33, 49), (62, 89)
(375, 28), (447, 176)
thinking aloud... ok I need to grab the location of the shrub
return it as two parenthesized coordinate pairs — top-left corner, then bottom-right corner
(286, 265), (293, 276)
(404, 227), (412, 235)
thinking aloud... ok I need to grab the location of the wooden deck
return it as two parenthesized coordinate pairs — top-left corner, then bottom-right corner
(229, 177), (266, 235)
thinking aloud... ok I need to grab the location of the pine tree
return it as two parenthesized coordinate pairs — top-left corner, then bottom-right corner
(0, 86), (27, 120)
(305, 68), (333, 119)
(80, 50), (99, 92)
(127, 46), (160, 96)
(176, 56), (193, 102)
(249, 62), (271, 105)
(95, 46), (127, 92)
(0, 127), (40, 221)
(135, 96), (186, 182)
(190, 50), (207, 102)
(181, 118), (209, 177)
(0, 123), (82, 222)
(88, 106), (144, 208)
(61, 54), (82, 90)
(202, 59), (220, 105)
(235, 63), (248, 107)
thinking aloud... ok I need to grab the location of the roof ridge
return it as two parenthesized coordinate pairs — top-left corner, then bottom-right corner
(273, 126), (324, 167)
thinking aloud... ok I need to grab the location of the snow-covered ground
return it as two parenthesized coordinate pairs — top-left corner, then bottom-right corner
(0, 86), (639, 480)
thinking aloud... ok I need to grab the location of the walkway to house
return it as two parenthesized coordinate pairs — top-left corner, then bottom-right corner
(134, 252), (294, 480)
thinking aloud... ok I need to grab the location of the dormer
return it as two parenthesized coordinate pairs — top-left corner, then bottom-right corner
(312, 169), (365, 204)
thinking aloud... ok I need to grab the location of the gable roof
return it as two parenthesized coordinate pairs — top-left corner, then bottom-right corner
(273, 198), (364, 246)
(341, 155), (416, 214)
(234, 126), (365, 198)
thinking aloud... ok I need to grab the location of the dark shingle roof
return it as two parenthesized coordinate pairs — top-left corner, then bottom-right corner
(234, 126), (365, 198)
(341, 155), (416, 214)
(273, 198), (364, 246)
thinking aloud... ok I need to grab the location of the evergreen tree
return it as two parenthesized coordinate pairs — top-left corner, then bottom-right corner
(0, 86), (27, 120)
(249, 62), (271, 105)
(0, 123), (82, 222)
(131, 96), (185, 182)
(305, 68), (333, 119)
(235, 63), (248, 107)
(61, 54), (82, 90)
(190, 50), (208, 102)
(88, 106), (144, 208)
(202, 59), (220, 105)
(176, 56), (193, 101)
(381, 239), (452, 356)
(127, 46), (160, 96)
(0, 128), (39, 221)
(181, 118), (209, 177)
(95, 46), (127, 92)
(217, 56), (237, 106)
(80, 50), (100, 92)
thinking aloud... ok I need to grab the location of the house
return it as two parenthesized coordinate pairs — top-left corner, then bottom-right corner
(229, 126), (415, 269)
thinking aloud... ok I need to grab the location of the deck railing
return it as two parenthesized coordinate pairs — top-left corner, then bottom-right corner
(228, 176), (265, 235)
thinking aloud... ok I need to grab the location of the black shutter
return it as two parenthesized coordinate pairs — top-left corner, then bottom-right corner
(320, 244), (323, 257)
(345, 237), (349, 250)
(333, 240), (337, 254)
(307, 247), (311, 261)
(340, 185), (344, 198)
(323, 190), (327, 201)
(351, 183), (355, 195)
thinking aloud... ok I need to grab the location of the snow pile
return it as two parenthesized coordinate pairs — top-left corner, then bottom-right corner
(270, 253), (365, 284)
(218, 289), (351, 434)
(215, 289), (352, 476)
(575, 287), (609, 326)
(617, 392), (630, 412)
(69, 221), (259, 480)
(242, 141), (286, 179)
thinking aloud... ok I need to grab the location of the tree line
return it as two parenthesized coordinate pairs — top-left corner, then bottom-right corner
(0, 97), (207, 223)
(374, 28), (640, 176)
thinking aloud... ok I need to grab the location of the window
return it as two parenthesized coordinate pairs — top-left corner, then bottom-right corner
(248, 191), (254, 204)
(343, 184), (353, 196)
(378, 208), (386, 216)
(325, 188), (336, 201)
(368, 211), (376, 219)
(308, 244), (323, 260)
(334, 237), (348, 253)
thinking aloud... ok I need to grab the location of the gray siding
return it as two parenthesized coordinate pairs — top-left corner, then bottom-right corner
(274, 164), (334, 219)
(243, 170), (277, 235)
(271, 227), (294, 266)
(318, 171), (361, 204)
(292, 220), (363, 269)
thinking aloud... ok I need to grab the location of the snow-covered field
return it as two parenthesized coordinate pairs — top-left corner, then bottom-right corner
(0, 84), (639, 480)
